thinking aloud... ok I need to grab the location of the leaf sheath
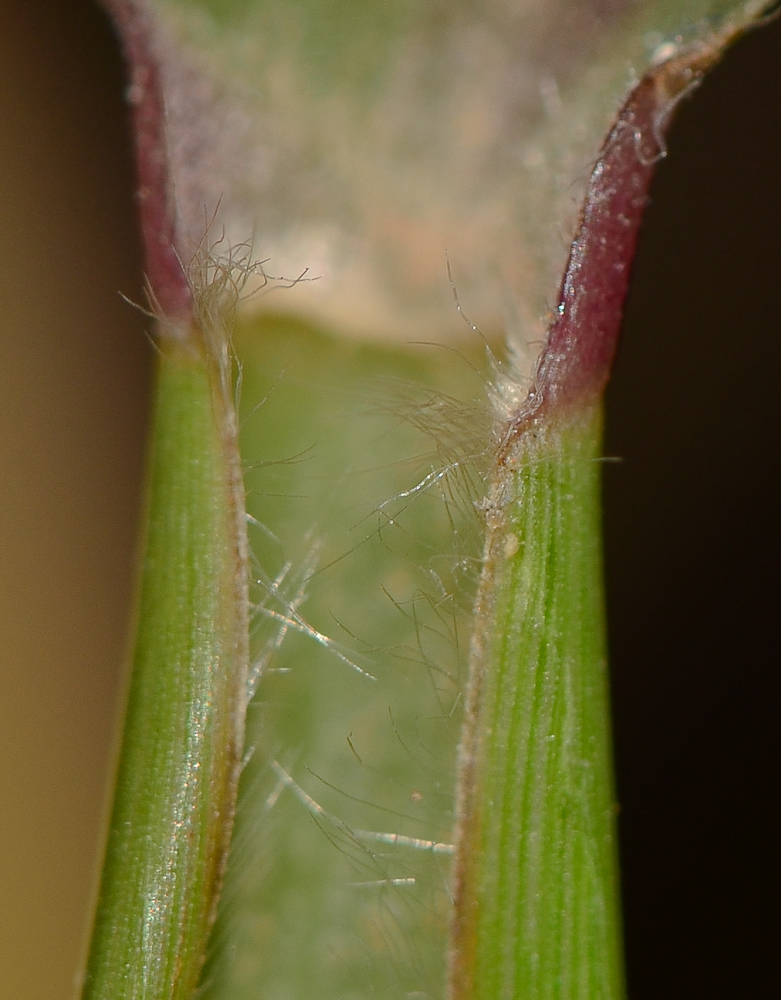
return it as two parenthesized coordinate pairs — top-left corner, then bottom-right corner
(81, 339), (249, 1000)
(451, 408), (622, 1000)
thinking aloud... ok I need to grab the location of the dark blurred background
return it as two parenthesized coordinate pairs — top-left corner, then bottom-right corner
(0, 2), (777, 998)
(604, 13), (781, 999)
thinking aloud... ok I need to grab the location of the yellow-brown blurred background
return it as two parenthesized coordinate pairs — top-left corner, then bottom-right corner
(1, 4), (148, 998)
(0, 2), (778, 999)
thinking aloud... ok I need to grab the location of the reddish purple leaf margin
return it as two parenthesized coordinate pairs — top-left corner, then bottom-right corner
(102, 0), (192, 325)
(498, 45), (724, 452)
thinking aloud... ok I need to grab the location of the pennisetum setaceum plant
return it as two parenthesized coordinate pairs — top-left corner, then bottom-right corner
(72, 2), (776, 999)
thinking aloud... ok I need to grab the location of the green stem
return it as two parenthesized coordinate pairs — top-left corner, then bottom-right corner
(81, 336), (249, 1000)
(451, 406), (623, 1000)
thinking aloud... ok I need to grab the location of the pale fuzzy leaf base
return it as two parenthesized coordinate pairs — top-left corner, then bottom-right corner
(138, 0), (768, 359)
